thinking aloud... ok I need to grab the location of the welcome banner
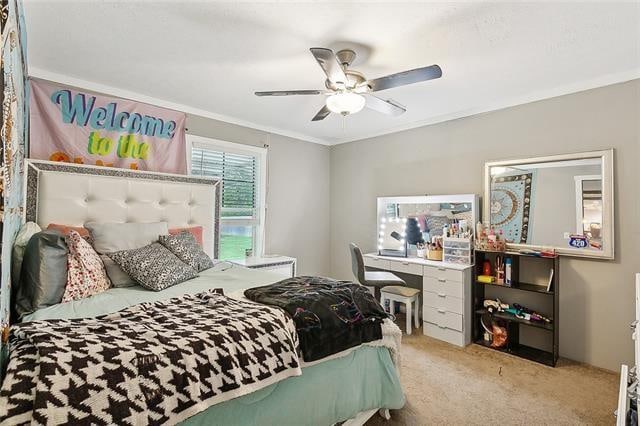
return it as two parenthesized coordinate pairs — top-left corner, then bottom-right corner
(29, 78), (187, 173)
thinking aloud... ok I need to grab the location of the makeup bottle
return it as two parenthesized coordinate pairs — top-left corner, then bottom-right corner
(505, 258), (513, 287)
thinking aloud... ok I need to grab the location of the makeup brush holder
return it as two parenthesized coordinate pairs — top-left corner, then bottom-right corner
(427, 249), (443, 261)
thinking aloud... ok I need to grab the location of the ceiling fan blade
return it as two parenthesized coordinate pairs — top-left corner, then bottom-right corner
(311, 105), (331, 121)
(310, 48), (348, 86)
(364, 95), (406, 116)
(367, 64), (442, 92)
(255, 90), (324, 96)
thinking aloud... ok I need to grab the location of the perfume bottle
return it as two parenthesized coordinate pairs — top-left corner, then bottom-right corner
(483, 260), (492, 276)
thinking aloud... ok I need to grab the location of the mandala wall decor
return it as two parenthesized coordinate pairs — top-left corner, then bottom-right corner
(490, 171), (535, 244)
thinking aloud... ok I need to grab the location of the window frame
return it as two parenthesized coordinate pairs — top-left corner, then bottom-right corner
(186, 134), (267, 258)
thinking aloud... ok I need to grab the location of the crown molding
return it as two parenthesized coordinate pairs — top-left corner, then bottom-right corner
(29, 67), (640, 147)
(329, 69), (640, 145)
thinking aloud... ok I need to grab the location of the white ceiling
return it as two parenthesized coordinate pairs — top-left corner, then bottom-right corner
(24, 1), (640, 145)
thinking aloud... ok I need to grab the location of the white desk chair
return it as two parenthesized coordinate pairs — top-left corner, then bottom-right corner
(381, 286), (421, 335)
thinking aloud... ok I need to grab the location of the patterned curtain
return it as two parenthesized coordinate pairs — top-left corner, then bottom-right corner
(0, 0), (28, 374)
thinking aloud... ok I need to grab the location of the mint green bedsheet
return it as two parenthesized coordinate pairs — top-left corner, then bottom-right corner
(24, 263), (405, 425)
(183, 346), (403, 426)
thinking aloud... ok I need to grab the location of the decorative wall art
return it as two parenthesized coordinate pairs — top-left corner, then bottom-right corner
(490, 172), (536, 244)
(29, 78), (187, 173)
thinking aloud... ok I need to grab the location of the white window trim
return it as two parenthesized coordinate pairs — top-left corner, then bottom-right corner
(186, 134), (267, 257)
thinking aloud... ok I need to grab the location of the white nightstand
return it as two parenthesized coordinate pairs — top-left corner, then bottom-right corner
(227, 255), (297, 279)
(364, 253), (473, 347)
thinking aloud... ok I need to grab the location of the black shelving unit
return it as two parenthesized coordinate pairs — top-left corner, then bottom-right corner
(472, 250), (559, 367)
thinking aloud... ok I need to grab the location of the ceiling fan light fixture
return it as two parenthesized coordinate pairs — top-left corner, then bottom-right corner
(326, 92), (366, 115)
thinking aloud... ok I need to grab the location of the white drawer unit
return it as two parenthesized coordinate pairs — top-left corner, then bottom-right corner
(386, 260), (423, 276)
(363, 253), (473, 347)
(423, 265), (463, 283)
(423, 266), (472, 347)
(423, 322), (465, 347)
(442, 237), (473, 265)
(363, 256), (390, 271)
(423, 276), (464, 299)
(423, 306), (463, 331)
(423, 291), (464, 315)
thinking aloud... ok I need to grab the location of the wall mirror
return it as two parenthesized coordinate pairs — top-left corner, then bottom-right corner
(376, 194), (479, 257)
(484, 149), (614, 259)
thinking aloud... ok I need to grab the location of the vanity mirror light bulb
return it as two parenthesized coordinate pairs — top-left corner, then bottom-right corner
(379, 231), (384, 236)
(378, 245), (383, 250)
(381, 217), (387, 223)
(380, 224), (386, 229)
(400, 239), (405, 244)
(378, 238), (383, 243)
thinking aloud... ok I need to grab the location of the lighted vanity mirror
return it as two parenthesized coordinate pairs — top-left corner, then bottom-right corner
(376, 194), (479, 257)
(484, 149), (614, 259)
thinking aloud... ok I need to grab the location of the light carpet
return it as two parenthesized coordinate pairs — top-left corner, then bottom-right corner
(366, 320), (618, 425)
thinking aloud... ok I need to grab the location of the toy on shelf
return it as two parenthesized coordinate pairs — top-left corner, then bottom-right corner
(477, 274), (495, 284)
(479, 313), (507, 348)
(474, 222), (506, 252)
(483, 298), (552, 324)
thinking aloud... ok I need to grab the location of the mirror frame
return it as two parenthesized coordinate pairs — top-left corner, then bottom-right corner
(483, 149), (614, 259)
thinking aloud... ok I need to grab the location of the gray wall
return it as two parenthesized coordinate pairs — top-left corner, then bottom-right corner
(186, 115), (331, 276)
(329, 79), (640, 371)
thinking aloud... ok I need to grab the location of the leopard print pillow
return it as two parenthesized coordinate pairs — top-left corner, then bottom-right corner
(158, 231), (215, 272)
(107, 243), (198, 291)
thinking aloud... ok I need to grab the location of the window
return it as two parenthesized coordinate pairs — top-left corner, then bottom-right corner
(188, 136), (266, 260)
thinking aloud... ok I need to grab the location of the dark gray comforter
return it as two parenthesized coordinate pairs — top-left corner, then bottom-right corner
(244, 276), (389, 362)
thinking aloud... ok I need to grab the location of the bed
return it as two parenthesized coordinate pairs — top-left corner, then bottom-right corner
(3, 160), (405, 425)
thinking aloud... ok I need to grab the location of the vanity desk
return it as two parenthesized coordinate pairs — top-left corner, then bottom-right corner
(364, 253), (473, 347)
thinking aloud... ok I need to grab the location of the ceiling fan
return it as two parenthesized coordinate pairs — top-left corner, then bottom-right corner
(255, 47), (442, 121)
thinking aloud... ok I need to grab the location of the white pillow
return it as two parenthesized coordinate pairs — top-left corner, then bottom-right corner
(85, 222), (169, 288)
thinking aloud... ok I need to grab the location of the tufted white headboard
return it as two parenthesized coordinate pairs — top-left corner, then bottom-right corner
(24, 160), (221, 258)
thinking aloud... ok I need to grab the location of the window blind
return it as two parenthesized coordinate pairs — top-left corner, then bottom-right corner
(191, 147), (257, 211)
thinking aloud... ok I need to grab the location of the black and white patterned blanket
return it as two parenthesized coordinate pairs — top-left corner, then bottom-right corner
(0, 290), (301, 425)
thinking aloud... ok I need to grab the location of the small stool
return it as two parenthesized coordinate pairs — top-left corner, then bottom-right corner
(380, 286), (421, 335)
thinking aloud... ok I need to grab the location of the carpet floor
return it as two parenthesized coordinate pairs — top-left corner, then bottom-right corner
(366, 319), (619, 425)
